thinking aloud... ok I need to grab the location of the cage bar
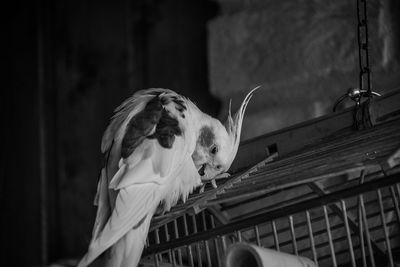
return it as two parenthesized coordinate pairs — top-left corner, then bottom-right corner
(254, 225), (261, 246)
(340, 200), (356, 267)
(390, 186), (400, 223)
(183, 215), (194, 267)
(271, 220), (280, 251)
(289, 215), (298, 255)
(191, 215), (202, 267)
(173, 219), (183, 265)
(359, 192), (376, 267)
(305, 210), (318, 264)
(323, 205), (337, 267)
(376, 189), (394, 267)
(210, 216), (222, 267)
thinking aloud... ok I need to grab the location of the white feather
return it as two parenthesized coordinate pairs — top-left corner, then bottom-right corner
(78, 183), (159, 267)
(79, 88), (228, 267)
(79, 94), (201, 267)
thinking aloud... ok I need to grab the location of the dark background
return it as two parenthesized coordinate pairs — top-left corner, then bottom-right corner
(3, 0), (400, 266)
(4, 0), (220, 265)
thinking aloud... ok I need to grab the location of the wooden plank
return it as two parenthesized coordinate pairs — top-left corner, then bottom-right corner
(151, 119), (400, 228)
(232, 89), (400, 171)
(144, 173), (399, 254)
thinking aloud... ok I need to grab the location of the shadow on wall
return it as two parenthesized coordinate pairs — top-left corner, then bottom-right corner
(208, 0), (400, 140)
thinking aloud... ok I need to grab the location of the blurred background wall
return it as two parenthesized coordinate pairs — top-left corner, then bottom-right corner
(3, 0), (399, 266)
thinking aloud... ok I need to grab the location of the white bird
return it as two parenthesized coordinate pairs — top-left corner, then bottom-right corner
(78, 87), (258, 267)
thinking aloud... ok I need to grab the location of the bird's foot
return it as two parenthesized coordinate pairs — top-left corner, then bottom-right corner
(199, 173), (230, 193)
(215, 172), (231, 179)
(199, 183), (206, 193)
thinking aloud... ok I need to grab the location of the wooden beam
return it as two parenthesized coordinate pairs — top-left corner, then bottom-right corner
(232, 89), (400, 172)
(144, 172), (399, 255)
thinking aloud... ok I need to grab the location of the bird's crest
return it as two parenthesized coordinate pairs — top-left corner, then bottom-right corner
(224, 86), (260, 165)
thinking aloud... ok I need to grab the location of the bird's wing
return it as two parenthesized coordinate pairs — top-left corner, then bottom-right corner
(91, 89), (171, 241)
(79, 89), (200, 266)
(101, 88), (175, 154)
(91, 88), (178, 233)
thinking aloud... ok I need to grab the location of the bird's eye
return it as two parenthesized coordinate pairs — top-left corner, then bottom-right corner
(211, 145), (218, 155)
(216, 165), (221, 170)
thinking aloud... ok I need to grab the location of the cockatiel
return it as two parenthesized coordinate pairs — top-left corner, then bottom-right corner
(78, 87), (258, 267)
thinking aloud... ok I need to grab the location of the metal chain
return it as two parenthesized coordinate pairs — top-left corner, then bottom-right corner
(333, 0), (380, 114)
(357, 0), (372, 96)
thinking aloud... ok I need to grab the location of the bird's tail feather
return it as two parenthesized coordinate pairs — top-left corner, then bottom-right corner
(77, 183), (159, 267)
(104, 212), (152, 267)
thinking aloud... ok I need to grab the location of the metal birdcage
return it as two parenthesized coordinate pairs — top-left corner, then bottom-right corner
(140, 0), (400, 264)
(141, 91), (400, 267)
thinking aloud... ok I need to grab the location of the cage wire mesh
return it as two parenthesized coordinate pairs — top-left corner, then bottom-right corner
(140, 115), (400, 267)
(142, 177), (399, 267)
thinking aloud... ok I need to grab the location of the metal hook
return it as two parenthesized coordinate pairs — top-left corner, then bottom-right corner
(333, 88), (381, 112)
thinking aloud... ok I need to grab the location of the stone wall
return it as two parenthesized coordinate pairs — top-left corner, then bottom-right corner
(208, 0), (400, 140)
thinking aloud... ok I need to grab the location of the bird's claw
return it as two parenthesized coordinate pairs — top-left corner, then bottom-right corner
(199, 179), (218, 192)
(199, 183), (206, 193)
(211, 179), (217, 188)
(199, 179), (217, 194)
(199, 173), (230, 193)
(215, 172), (231, 179)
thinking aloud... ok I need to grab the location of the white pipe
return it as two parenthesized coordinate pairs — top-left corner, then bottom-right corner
(225, 242), (317, 267)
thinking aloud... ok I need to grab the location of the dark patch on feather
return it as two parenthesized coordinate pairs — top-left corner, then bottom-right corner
(102, 138), (115, 181)
(198, 126), (215, 148)
(122, 94), (184, 158)
(148, 109), (182, 148)
(121, 96), (163, 158)
(132, 214), (147, 229)
(172, 98), (187, 110)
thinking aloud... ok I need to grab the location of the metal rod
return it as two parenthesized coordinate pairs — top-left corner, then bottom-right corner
(247, 195), (395, 248)
(306, 211), (318, 265)
(201, 211), (207, 231)
(289, 216), (298, 255)
(164, 224), (173, 263)
(254, 225), (261, 246)
(358, 200), (367, 267)
(390, 186), (400, 223)
(202, 213), (212, 267)
(271, 220), (280, 251)
(307, 181), (386, 260)
(155, 228), (162, 262)
(187, 244), (194, 267)
(221, 235), (227, 253)
(183, 215), (194, 267)
(171, 248), (177, 267)
(173, 219), (183, 265)
(236, 230), (242, 242)
(192, 215), (202, 267)
(377, 189), (394, 267)
(340, 200), (356, 267)
(211, 216), (222, 267)
(153, 253), (160, 267)
(144, 174), (399, 255)
(359, 193), (376, 267)
(358, 170), (367, 267)
(323, 205), (337, 267)
(204, 240), (212, 267)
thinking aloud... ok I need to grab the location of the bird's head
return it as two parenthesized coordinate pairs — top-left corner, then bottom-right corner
(192, 86), (259, 181)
